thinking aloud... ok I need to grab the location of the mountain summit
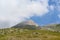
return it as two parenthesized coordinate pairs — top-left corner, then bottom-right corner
(12, 20), (40, 29)
(20, 20), (39, 26)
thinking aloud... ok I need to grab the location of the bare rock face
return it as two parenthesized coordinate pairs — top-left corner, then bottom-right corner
(21, 20), (39, 26)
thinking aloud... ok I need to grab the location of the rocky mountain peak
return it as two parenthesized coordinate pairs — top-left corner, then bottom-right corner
(21, 20), (39, 26)
(12, 20), (39, 28)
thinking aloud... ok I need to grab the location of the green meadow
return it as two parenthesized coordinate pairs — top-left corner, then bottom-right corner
(0, 28), (60, 40)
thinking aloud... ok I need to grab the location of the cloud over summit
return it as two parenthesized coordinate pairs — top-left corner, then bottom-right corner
(0, 0), (49, 27)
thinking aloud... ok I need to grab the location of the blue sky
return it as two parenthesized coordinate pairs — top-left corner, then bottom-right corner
(31, 0), (60, 26)
(0, 0), (60, 28)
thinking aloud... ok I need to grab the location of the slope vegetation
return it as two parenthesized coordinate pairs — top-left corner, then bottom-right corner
(0, 28), (60, 40)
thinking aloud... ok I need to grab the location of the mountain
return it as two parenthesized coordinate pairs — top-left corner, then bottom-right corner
(42, 24), (60, 31)
(0, 21), (60, 40)
(19, 20), (39, 26)
(12, 20), (40, 30)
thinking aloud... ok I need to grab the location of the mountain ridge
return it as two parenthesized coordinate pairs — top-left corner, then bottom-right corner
(12, 20), (40, 30)
(42, 24), (60, 31)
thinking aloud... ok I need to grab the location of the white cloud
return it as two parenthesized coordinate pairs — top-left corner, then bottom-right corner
(49, 5), (54, 10)
(58, 14), (60, 18)
(0, 0), (49, 27)
(53, 0), (60, 11)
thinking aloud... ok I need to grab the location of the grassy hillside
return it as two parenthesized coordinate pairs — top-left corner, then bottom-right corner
(43, 24), (60, 31)
(0, 28), (60, 40)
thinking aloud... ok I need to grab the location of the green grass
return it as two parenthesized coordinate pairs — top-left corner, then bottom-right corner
(0, 28), (60, 40)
